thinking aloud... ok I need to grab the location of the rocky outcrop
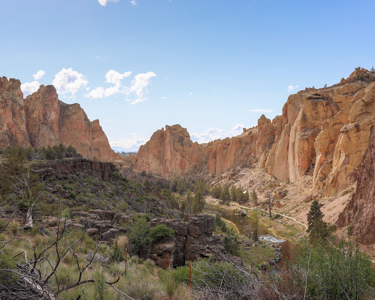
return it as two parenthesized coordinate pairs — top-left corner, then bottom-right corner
(33, 157), (118, 181)
(149, 215), (227, 269)
(337, 120), (375, 244)
(0, 77), (119, 162)
(133, 68), (375, 197)
(134, 125), (205, 177)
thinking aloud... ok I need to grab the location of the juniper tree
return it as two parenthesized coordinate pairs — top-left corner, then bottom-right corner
(307, 200), (329, 243)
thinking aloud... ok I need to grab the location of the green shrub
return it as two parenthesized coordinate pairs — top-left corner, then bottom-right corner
(110, 239), (125, 263)
(61, 208), (70, 218)
(223, 228), (240, 256)
(55, 184), (63, 192)
(149, 224), (175, 244)
(0, 253), (17, 284)
(127, 218), (150, 257)
(294, 240), (375, 299)
(93, 270), (108, 300)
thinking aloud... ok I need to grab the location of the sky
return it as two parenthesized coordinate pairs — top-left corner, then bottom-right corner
(1, 0), (375, 152)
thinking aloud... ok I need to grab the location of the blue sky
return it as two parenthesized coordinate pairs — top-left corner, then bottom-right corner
(1, 0), (374, 152)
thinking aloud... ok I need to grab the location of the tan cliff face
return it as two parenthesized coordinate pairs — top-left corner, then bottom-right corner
(133, 68), (375, 198)
(337, 117), (375, 244)
(0, 77), (119, 162)
(134, 125), (205, 177)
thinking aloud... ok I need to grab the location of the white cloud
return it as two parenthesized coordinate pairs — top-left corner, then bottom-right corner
(33, 70), (46, 80)
(86, 87), (90, 90)
(106, 70), (132, 86)
(249, 109), (273, 112)
(129, 72), (156, 98)
(52, 68), (88, 96)
(130, 0), (137, 5)
(21, 81), (41, 97)
(130, 98), (144, 105)
(287, 85), (299, 92)
(85, 70), (155, 104)
(189, 92), (196, 96)
(98, 0), (119, 6)
(109, 135), (148, 152)
(191, 124), (248, 144)
(162, 97), (167, 99)
(85, 70), (132, 99)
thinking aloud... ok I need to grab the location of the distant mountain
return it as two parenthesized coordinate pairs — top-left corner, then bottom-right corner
(117, 151), (137, 157)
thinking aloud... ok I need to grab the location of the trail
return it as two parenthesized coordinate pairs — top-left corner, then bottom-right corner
(206, 196), (308, 230)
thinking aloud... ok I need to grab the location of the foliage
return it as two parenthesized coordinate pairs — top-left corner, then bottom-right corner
(66, 145), (76, 153)
(149, 224), (175, 243)
(211, 185), (222, 199)
(251, 189), (258, 205)
(127, 217), (150, 257)
(61, 208), (70, 218)
(93, 270), (108, 300)
(185, 189), (192, 214)
(307, 200), (329, 243)
(223, 228), (240, 256)
(110, 238), (125, 263)
(253, 212), (259, 242)
(219, 184), (230, 204)
(0, 253), (18, 284)
(0, 148), (45, 209)
(192, 188), (205, 213)
(143, 178), (151, 187)
(295, 239), (375, 299)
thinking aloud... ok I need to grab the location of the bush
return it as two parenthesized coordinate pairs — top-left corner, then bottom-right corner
(127, 218), (150, 257)
(149, 224), (175, 244)
(93, 270), (108, 300)
(0, 253), (17, 284)
(110, 238), (125, 263)
(223, 228), (240, 256)
(271, 239), (375, 300)
(61, 208), (70, 218)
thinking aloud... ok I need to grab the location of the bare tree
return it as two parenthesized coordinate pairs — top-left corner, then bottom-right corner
(0, 215), (135, 300)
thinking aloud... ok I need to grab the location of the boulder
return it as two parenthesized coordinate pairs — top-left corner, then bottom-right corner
(101, 228), (119, 242)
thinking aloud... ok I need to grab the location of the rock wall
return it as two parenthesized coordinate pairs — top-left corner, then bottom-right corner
(337, 120), (375, 244)
(0, 77), (119, 162)
(149, 215), (227, 269)
(133, 68), (375, 196)
(33, 157), (118, 181)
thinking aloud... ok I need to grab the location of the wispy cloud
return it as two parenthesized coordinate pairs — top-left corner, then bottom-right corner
(109, 134), (148, 152)
(287, 85), (299, 92)
(189, 92), (196, 96)
(249, 109), (273, 112)
(33, 70), (46, 80)
(98, 0), (119, 7)
(162, 96), (167, 99)
(191, 124), (247, 144)
(130, 0), (137, 5)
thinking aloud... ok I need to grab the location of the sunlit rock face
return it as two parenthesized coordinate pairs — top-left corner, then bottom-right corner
(0, 76), (119, 162)
(134, 68), (375, 197)
(337, 116), (375, 244)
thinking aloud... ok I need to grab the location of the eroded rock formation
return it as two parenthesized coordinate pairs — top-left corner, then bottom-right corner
(134, 68), (375, 196)
(337, 120), (375, 244)
(0, 77), (119, 162)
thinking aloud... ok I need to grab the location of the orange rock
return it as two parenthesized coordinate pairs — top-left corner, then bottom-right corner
(0, 77), (119, 162)
(133, 68), (375, 199)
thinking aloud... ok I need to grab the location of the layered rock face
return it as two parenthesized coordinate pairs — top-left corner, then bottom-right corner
(149, 215), (227, 269)
(134, 68), (375, 196)
(337, 120), (375, 244)
(0, 77), (119, 162)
